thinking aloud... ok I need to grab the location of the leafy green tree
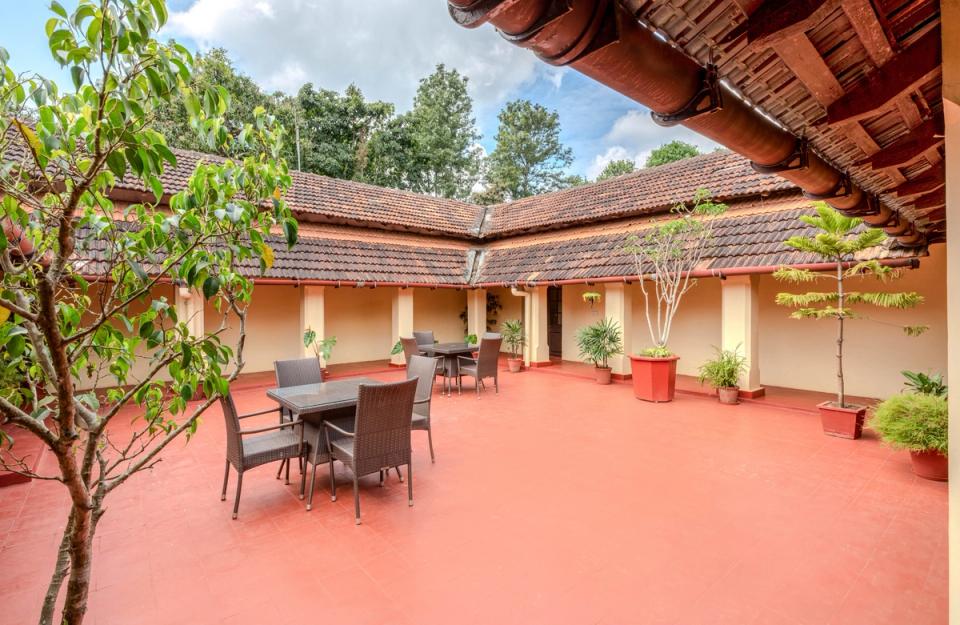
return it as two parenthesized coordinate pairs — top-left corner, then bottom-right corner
(485, 99), (573, 199)
(0, 2), (295, 623)
(644, 140), (700, 168)
(597, 159), (635, 180)
(366, 64), (481, 199)
(774, 204), (924, 407)
(562, 174), (589, 188)
(152, 47), (271, 155)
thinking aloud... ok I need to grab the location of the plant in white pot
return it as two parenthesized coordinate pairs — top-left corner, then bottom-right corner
(697, 346), (747, 405)
(775, 203), (925, 439)
(626, 188), (726, 401)
(576, 318), (623, 385)
(501, 320), (525, 372)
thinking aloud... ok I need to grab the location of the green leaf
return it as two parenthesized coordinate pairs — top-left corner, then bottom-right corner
(202, 276), (220, 299)
(70, 65), (84, 89)
(282, 218), (298, 249)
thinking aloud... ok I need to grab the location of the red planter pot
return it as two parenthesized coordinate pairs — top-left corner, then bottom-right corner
(717, 387), (740, 405)
(629, 355), (679, 402)
(909, 450), (948, 481)
(594, 366), (612, 385)
(817, 401), (866, 439)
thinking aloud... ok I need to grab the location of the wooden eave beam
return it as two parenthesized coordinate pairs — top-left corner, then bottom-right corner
(737, 0), (841, 49)
(855, 117), (944, 169)
(826, 25), (942, 124)
(912, 188), (946, 210)
(841, 0), (894, 67)
(776, 33), (845, 105)
(894, 171), (945, 197)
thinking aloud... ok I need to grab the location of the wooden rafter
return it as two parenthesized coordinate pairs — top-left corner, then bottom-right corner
(826, 25), (941, 124)
(893, 169), (945, 197)
(855, 117), (944, 169)
(721, 0), (840, 47)
(912, 188), (945, 210)
(840, 0), (893, 67)
(776, 33), (845, 105)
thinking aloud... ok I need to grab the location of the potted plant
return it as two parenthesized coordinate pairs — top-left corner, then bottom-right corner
(500, 320), (525, 373)
(626, 189), (726, 401)
(775, 203), (924, 438)
(870, 386), (948, 481)
(582, 291), (601, 309)
(697, 346), (747, 405)
(576, 318), (623, 385)
(303, 328), (336, 376)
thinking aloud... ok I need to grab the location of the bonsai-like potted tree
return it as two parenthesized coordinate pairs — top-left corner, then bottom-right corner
(870, 372), (948, 480)
(576, 318), (623, 385)
(303, 328), (336, 376)
(501, 320), (525, 373)
(775, 203), (924, 438)
(697, 346), (747, 405)
(626, 188), (726, 401)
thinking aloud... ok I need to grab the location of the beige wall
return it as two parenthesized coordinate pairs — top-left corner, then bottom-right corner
(413, 288), (468, 343)
(759, 245), (948, 399)
(207, 284), (301, 374)
(490, 286), (523, 352)
(561, 284), (604, 362)
(629, 279), (723, 377)
(324, 286), (393, 364)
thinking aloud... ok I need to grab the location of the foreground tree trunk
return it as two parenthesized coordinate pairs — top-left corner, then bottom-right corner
(39, 515), (75, 625)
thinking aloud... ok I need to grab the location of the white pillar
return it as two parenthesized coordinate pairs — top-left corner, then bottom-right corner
(721, 275), (763, 394)
(175, 286), (204, 338)
(941, 4), (959, 620)
(300, 285), (325, 363)
(391, 287), (414, 365)
(466, 288), (487, 339)
(604, 283), (633, 377)
(529, 286), (550, 366)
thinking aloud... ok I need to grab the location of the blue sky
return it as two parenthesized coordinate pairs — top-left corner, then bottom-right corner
(0, 0), (717, 179)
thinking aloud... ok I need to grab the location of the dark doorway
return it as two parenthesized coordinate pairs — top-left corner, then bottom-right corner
(547, 286), (562, 358)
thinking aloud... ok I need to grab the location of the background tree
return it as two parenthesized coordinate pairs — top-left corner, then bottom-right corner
(0, 2), (295, 624)
(644, 140), (700, 168)
(484, 99), (574, 200)
(597, 159), (635, 180)
(152, 48), (270, 155)
(774, 204), (924, 408)
(366, 64), (481, 199)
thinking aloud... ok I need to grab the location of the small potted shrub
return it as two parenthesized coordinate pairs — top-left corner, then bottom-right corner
(464, 333), (479, 358)
(697, 347), (747, 405)
(501, 320), (525, 373)
(303, 328), (336, 377)
(576, 318), (623, 385)
(870, 387), (948, 481)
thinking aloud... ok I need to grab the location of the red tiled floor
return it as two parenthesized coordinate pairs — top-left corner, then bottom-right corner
(0, 368), (947, 625)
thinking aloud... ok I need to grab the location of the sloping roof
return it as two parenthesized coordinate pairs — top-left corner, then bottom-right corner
(483, 151), (796, 237)
(474, 205), (920, 285)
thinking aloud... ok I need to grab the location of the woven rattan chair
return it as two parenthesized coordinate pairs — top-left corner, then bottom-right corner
(458, 336), (502, 396)
(407, 355), (438, 462)
(273, 358), (323, 481)
(219, 392), (303, 519)
(323, 378), (417, 525)
(413, 330), (435, 348)
(400, 336), (422, 363)
(482, 332), (501, 340)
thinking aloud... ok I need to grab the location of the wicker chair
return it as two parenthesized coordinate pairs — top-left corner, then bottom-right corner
(273, 357), (323, 481)
(413, 330), (435, 348)
(400, 336), (422, 363)
(482, 332), (501, 340)
(458, 336), (502, 396)
(219, 392), (303, 519)
(407, 355), (439, 462)
(323, 378), (417, 525)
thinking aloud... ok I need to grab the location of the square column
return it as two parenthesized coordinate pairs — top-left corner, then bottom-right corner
(721, 275), (763, 396)
(466, 288), (487, 339)
(299, 285), (326, 363)
(528, 286), (550, 366)
(391, 287), (414, 365)
(604, 283), (633, 378)
(175, 286), (204, 338)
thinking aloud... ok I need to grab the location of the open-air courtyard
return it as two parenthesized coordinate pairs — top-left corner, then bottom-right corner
(0, 365), (947, 625)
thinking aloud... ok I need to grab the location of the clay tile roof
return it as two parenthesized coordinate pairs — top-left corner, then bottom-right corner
(483, 150), (796, 237)
(474, 206), (919, 285)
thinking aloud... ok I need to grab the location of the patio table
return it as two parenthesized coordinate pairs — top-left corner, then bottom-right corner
(421, 342), (477, 396)
(265, 377), (380, 424)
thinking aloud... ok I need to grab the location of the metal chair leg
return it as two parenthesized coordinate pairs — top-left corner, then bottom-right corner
(476, 376), (481, 397)
(379, 469), (385, 486)
(298, 457), (307, 500)
(328, 457), (337, 502)
(276, 458), (285, 480)
(284, 455), (291, 485)
(407, 462), (413, 506)
(307, 459), (319, 511)
(427, 428), (435, 463)
(353, 475), (361, 525)
(232, 471), (243, 519)
(395, 466), (403, 482)
(221, 460), (230, 501)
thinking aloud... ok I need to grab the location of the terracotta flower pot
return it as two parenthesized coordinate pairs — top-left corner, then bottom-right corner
(594, 366), (612, 385)
(909, 450), (948, 481)
(817, 401), (866, 439)
(717, 386), (740, 405)
(507, 358), (523, 373)
(629, 355), (679, 402)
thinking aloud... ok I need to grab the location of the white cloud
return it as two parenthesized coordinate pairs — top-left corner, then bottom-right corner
(584, 109), (720, 179)
(165, 0), (547, 110)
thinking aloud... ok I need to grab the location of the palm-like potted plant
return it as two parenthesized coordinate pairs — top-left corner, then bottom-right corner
(576, 318), (623, 385)
(775, 203), (924, 438)
(626, 188), (726, 401)
(870, 373), (948, 481)
(697, 346), (747, 405)
(501, 320), (525, 373)
(304, 328), (337, 376)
